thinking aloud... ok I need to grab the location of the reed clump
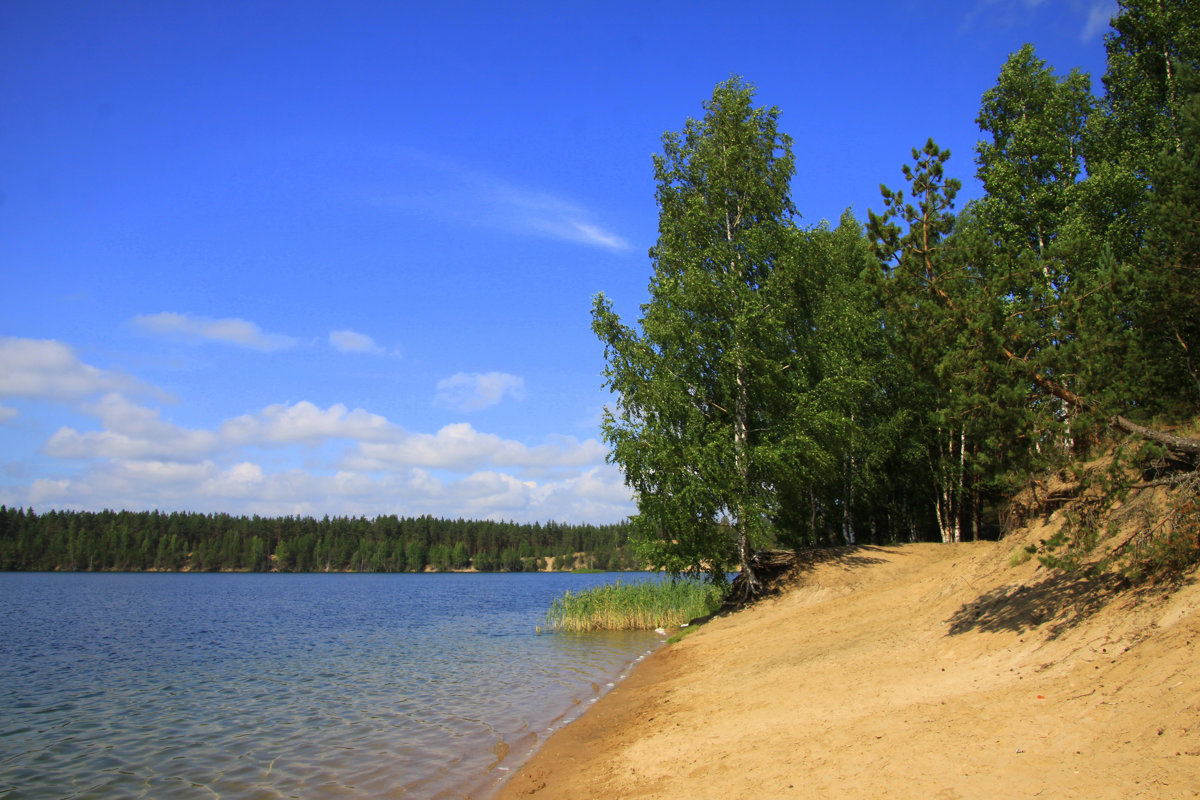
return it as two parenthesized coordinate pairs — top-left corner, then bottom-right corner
(544, 578), (725, 632)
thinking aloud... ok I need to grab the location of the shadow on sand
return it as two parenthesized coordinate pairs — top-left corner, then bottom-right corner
(726, 545), (891, 606)
(786, 544), (892, 574)
(945, 569), (1126, 640)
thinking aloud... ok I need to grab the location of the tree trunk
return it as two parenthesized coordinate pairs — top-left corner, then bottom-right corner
(932, 428), (958, 544)
(733, 353), (761, 597)
(809, 488), (819, 547)
(955, 427), (965, 543)
(843, 450), (856, 546)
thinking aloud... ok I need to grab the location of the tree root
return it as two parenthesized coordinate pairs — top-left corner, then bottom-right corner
(727, 549), (802, 606)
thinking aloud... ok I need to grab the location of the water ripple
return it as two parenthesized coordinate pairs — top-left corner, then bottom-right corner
(0, 573), (663, 799)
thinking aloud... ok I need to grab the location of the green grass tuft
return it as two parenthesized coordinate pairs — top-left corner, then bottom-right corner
(1007, 546), (1033, 567)
(544, 578), (725, 632)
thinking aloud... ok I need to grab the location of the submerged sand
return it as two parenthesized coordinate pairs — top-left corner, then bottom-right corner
(493, 541), (1200, 799)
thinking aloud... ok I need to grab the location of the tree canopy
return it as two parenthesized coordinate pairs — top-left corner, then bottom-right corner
(593, 77), (803, 593)
(595, 1), (1200, 591)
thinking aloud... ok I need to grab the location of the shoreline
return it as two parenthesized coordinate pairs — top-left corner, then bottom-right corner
(488, 542), (1200, 799)
(471, 634), (665, 800)
(484, 626), (682, 800)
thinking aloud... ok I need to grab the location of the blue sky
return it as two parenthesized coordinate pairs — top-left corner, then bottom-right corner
(1, 0), (1116, 523)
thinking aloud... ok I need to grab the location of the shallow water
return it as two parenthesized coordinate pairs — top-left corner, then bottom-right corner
(0, 572), (663, 799)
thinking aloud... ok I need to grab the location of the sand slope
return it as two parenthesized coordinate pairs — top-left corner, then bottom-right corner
(495, 541), (1200, 799)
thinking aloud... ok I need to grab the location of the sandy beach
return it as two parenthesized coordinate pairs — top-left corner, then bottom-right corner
(493, 539), (1200, 799)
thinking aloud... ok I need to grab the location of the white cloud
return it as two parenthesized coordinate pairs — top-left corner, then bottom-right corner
(506, 435), (611, 475)
(43, 394), (219, 461)
(26, 478), (75, 505)
(451, 471), (535, 511)
(0, 337), (151, 401)
(435, 371), (525, 411)
(43, 427), (211, 462)
(956, 0), (1045, 33)
(220, 401), (398, 445)
(25, 460), (218, 507)
(132, 312), (296, 351)
(16, 457), (635, 523)
(329, 329), (384, 354)
(2, 339), (634, 522)
(349, 422), (517, 472)
(345, 423), (609, 477)
(524, 463), (637, 522)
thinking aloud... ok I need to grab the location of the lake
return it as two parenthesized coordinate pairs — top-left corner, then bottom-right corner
(0, 572), (665, 799)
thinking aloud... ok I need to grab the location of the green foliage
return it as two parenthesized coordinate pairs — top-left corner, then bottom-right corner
(861, 17), (1200, 548)
(1095, 0), (1200, 180)
(543, 578), (726, 632)
(1141, 81), (1200, 407)
(405, 539), (428, 572)
(665, 625), (701, 645)
(500, 547), (523, 572)
(772, 215), (910, 546)
(0, 506), (637, 573)
(1029, 444), (1200, 582)
(868, 139), (991, 542)
(975, 44), (1093, 260)
(1036, 522), (1108, 574)
(1121, 488), (1200, 581)
(472, 549), (497, 572)
(595, 77), (890, 589)
(1082, 0), (1200, 413)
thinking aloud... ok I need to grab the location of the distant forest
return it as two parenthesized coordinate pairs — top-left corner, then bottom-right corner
(0, 506), (639, 573)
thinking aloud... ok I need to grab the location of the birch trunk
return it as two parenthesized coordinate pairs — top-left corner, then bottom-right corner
(955, 427), (965, 543)
(843, 412), (856, 546)
(734, 354), (759, 594)
(843, 451), (856, 545)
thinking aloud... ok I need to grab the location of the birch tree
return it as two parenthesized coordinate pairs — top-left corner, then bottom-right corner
(592, 78), (804, 596)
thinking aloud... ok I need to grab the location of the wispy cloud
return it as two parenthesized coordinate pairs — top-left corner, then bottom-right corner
(329, 329), (384, 354)
(435, 371), (526, 412)
(1080, 0), (1118, 41)
(374, 150), (630, 251)
(960, 0), (1116, 41)
(485, 182), (631, 250)
(132, 312), (296, 351)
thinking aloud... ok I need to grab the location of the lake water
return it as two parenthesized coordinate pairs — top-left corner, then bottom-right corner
(0, 572), (665, 799)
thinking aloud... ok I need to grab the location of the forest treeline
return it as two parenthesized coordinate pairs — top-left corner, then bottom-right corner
(0, 506), (638, 573)
(595, 0), (1200, 592)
